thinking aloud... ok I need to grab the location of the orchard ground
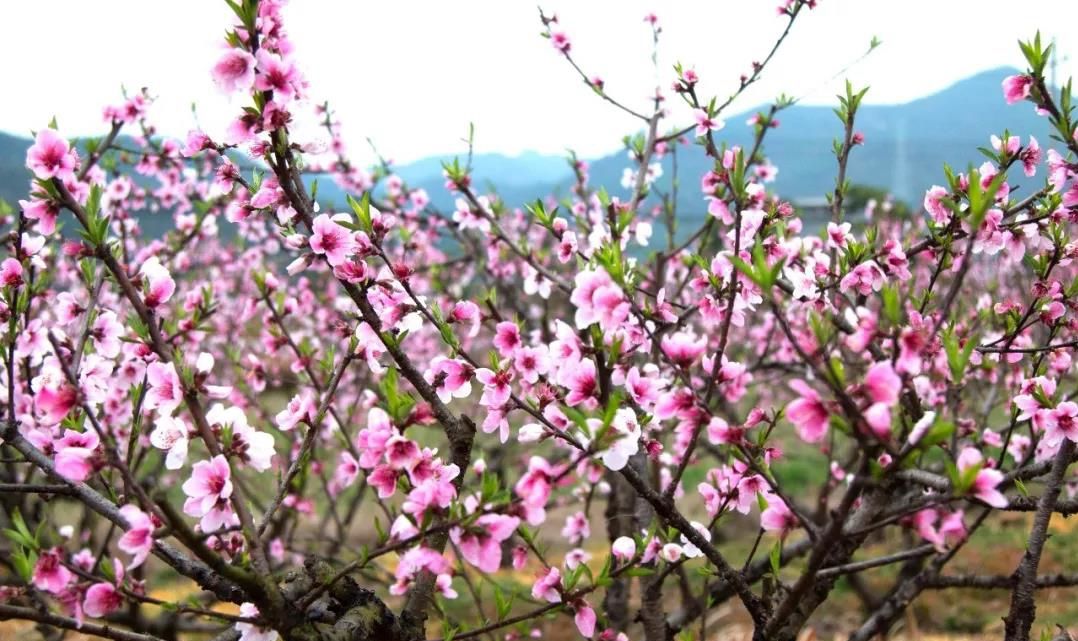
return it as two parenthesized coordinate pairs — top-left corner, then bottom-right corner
(4, 482), (1078, 639)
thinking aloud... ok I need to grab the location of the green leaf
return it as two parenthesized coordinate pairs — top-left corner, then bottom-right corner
(942, 327), (979, 382)
(729, 254), (760, 288)
(480, 472), (499, 502)
(564, 563), (585, 591)
(347, 192), (373, 233)
(919, 419), (955, 448)
(1014, 478), (1030, 497)
(441, 621), (460, 641)
(881, 284), (901, 325)
(494, 584), (514, 620)
(769, 540), (782, 576)
(2, 528), (32, 549)
(12, 548), (35, 582)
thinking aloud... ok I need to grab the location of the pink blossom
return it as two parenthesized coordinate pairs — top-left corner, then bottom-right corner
(708, 197), (732, 224)
(151, 415), (190, 470)
(212, 49), (257, 93)
(760, 496), (797, 534)
(235, 602), (278, 641)
(550, 31), (571, 53)
(425, 356), (475, 403)
(384, 434), (421, 470)
(90, 311), (124, 359)
(990, 134), (1020, 156)
(559, 358), (597, 408)
(36, 382), (78, 426)
(660, 332), (706, 367)
(207, 404), (275, 472)
(860, 360), (901, 437)
(20, 198), (61, 235)
(84, 560), (125, 619)
(118, 505), (155, 568)
(452, 197), (491, 232)
(515, 456), (554, 512)
(250, 178), (285, 210)
(611, 536), (636, 562)
(561, 511), (590, 544)
(1001, 74), (1033, 105)
(475, 366), (514, 408)
(532, 566), (562, 602)
(571, 268), (629, 332)
(698, 481), (726, 518)
(512, 545), (528, 569)
(599, 408), (642, 471)
(624, 365), (662, 409)
(309, 214), (356, 266)
(391, 547), (450, 597)
(32, 548), (73, 594)
(182, 130), (212, 156)
(449, 300), (481, 338)
(54, 429), (101, 482)
(1013, 376), (1056, 431)
(16, 319), (50, 365)
(26, 128), (78, 180)
(1045, 401), (1078, 445)
(450, 514), (520, 572)
(826, 222), (851, 249)
(182, 455), (234, 532)
(334, 452), (361, 491)
(513, 345), (551, 384)
(654, 387), (696, 422)
(574, 602), (597, 638)
(907, 411), (937, 446)
(389, 515), (419, 543)
(493, 321), (522, 355)
(354, 322), (387, 374)
(840, 261), (885, 296)
(435, 573), (458, 599)
(145, 362), (184, 415)
(913, 509), (945, 548)
(275, 392), (317, 431)
(880, 240), (912, 281)
(368, 464), (399, 498)
(401, 461), (459, 518)
(140, 257), (176, 309)
(706, 417), (743, 445)
(957, 448), (1007, 508)
(913, 509), (967, 551)
(557, 231), (578, 262)
(787, 380), (828, 443)
(355, 407), (394, 468)
(693, 109), (724, 137)
(254, 50), (300, 102)
(0, 258), (23, 288)
(923, 185), (950, 224)
(661, 543), (683, 562)
(863, 402), (892, 439)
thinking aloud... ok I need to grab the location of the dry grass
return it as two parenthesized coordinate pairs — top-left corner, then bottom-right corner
(4, 480), (1076, 640)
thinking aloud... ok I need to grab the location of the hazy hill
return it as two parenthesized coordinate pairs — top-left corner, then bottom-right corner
(329, 67), (1054, 214)
(574, 67), (1051, 216)
(0, 67), (1055, 220)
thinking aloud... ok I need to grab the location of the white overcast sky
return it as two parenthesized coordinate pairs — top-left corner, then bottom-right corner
(1, 1), (1075, 166)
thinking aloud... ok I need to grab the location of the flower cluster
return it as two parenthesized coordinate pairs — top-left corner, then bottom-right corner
(1, 3), (1076, 641)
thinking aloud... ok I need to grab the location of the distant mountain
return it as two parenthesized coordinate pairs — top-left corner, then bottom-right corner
(393, 151), (573, 188)
(325, 67), (1053, 215)
(0, 67), (1056, 223)
(576, 67), (1051, 217)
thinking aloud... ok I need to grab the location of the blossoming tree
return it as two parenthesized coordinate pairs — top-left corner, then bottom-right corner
(2, 2), (1078, 641)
